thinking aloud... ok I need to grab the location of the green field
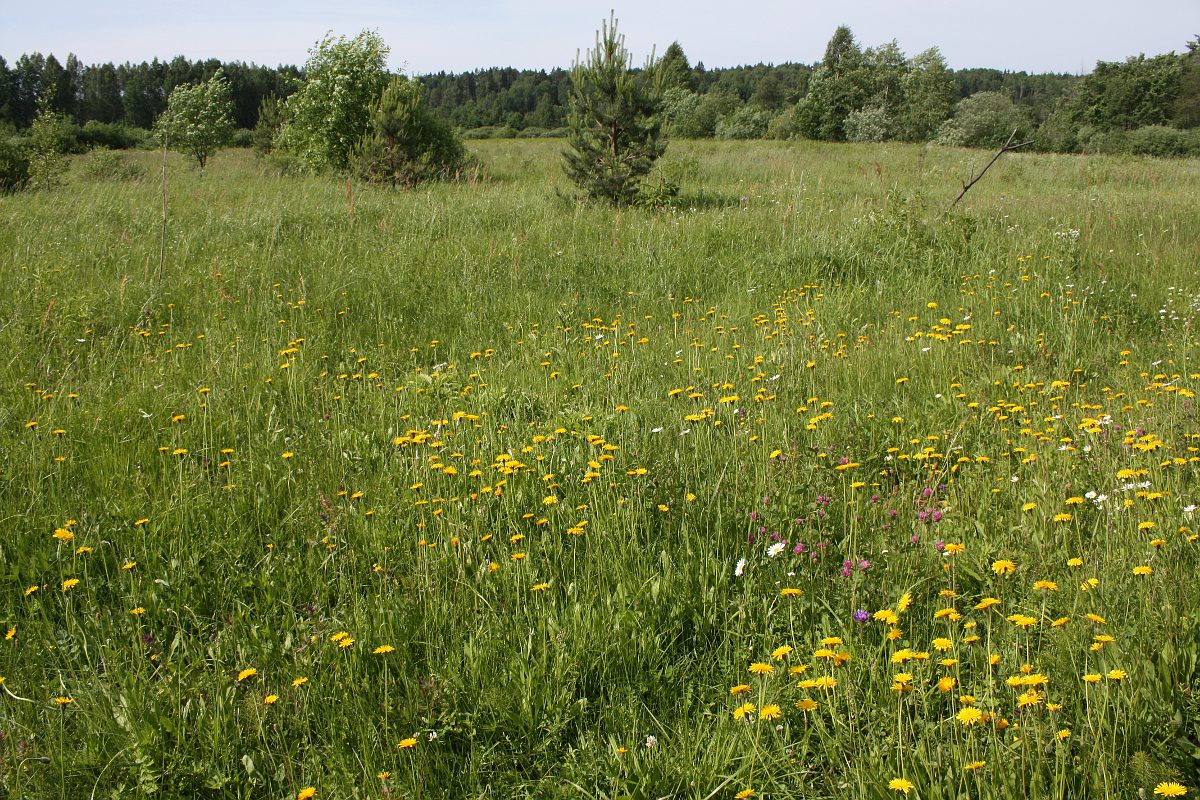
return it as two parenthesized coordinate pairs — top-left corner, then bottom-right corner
(2, 139), (1199, 799)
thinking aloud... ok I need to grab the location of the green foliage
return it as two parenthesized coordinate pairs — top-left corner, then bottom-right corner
(78, 120), (145, 150)
(154, 70), (235, 170)
(1068, 54), (1184, 132)
(27, 94), (70, 189)
(277, 30), (391, 172)
(564, 14), (667, 205)
(1086, 125), (1200, 158)
(0, 134), (30, 192)
(80, 146), (144, 181)
(714, 106), (773, 140)
(844, 104), (891, 143)
(936, 90), (1033, 148)
(895, 48), (955, 142)
(662, 87), (704, 138)
(794, 26), (870, 141)
(351, 76), (467, 186)
(764, 107), (798, 140)
(1174, 37), (1200, 128)
(750, 73), (786, 111)
(658, 42), (694, 92)
(251, 95), (283, 155)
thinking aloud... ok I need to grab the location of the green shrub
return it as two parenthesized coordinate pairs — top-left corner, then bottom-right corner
(81, 147), (145, 181)
(714, 106), (773, 140)
(27, 98), (71, 190)
(764, 107), (798, 140)
(844, 105), (892, 143)
(461, 126), (518, 140)
(78, 121), (145, 150)
(351, 76), (467, 186)
(1125, 126), (1200, 157)
(0, 136), (31, 193)
(1084, 126), (1200, 158)
(936, 91), (1032, 149)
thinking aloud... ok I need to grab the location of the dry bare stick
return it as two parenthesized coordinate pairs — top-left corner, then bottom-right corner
(945, 128), (1034, 214)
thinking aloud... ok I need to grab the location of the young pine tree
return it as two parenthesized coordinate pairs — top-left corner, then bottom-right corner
(351, 76), (465, 186)
(564, 14), (666, 205)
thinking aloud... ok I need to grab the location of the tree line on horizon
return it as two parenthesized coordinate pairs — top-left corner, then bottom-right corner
(1, 26), (1198, 156)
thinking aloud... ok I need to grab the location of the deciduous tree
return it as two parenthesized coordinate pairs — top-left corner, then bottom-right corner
(154, 69), (235, 169)
(277, 30), (390, 172)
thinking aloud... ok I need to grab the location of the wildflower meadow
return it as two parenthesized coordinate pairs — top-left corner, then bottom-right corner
(1, 139), (1199, 798)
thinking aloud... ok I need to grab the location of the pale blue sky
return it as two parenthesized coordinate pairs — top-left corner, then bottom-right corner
(1, 0), (1196, 74)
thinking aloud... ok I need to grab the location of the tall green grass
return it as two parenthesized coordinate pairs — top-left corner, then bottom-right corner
(0, 140), (1198, 799)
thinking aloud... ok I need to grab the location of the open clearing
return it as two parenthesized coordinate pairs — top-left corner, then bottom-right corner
(2, 140), (1199, 798)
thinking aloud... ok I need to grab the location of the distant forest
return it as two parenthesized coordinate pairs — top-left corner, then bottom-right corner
(2, 27), (1198, 155)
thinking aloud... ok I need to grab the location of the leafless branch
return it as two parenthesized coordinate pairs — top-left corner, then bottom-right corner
(946, 129), (1034, 213)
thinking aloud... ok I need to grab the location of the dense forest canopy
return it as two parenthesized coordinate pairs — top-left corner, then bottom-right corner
(1, 29), (1197, 155)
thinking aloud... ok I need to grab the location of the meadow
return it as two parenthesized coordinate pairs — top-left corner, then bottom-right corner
(1, 138), (1199, 799)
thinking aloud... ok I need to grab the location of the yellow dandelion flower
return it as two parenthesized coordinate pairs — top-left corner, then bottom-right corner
(771, 645), (793, 660)
(733, 702), (756, 719)
(292, 677), (308, 687)
(398, 737), (418, 749)
(61, 578), (80, 592)
(297, 788), (316, 800)
(992, 560), (1016, 575)
(373, 645), (395, 655)
(1154, 782), (1187, 797)
(957, 707), (985, 725)
(965, 760), (986, 771)
(748, 662), (774, 676)
(264, 694), (279, 705)
(796, 698), (818, 711)
(888, 777), (914, 794)
(759, 704), (782, 721)
(237, 668), (257, 682)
